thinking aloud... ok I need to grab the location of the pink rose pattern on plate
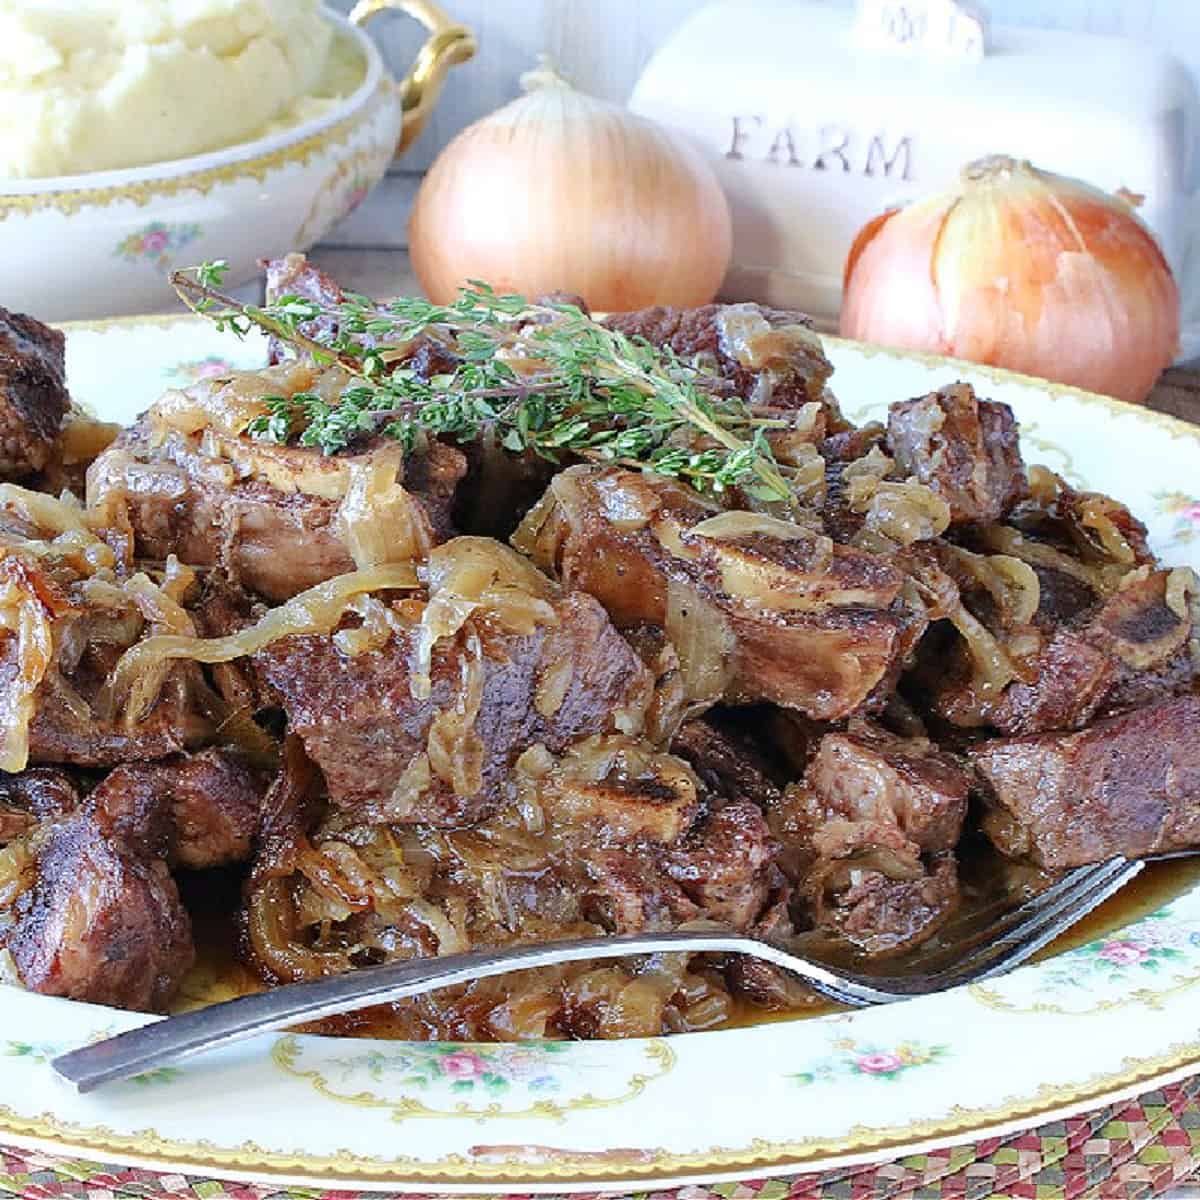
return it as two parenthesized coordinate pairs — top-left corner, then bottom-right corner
(1155, 491), (1200, 548)
(164, 355), (237, 385)
(1036, 906), (1197, 993)
(330, 1040), (569, 1096)
(790, 1038), (950, 1085)
(114, 222), (203, 271)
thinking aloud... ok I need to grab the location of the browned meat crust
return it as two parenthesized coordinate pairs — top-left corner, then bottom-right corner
(765, 719), (968, 956)
(88, 749), (264, 869)
(986, 630), (1115, 735)
(3, 749), (260, 1010)
(256, 590), (654, 825)
(809, 847), (959, 956)
(0, 768), (78, 845)
(8, 810), (194, 1010)
(806, 724), (970, 853)
(603, 302), (835, 413)
(671, 717), (784, 812)
(972, 696), (1200, 869)
(929, 566), (1200, 738)
(887, 383), (1027, 525)
(665, 800), (778, 928)
(26, 667), (203, 767)
(516, 466), (924, 720)
(0, 307), (70, 480)
(89, 400), (467, 604)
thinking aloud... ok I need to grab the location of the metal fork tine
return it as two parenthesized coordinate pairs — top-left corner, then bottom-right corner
(906, 861), (1121, 970)
(827, 857), (1143, 1004)
(881, 857), (1141, 995)
(958, 857), (1144, 985)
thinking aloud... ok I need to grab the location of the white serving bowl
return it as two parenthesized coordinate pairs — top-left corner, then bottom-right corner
(0, 2), (473, 322)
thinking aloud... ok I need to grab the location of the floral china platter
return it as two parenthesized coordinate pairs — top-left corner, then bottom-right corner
(2, 314), (1200, 1193)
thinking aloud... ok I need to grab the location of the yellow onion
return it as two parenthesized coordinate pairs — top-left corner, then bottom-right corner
(840, 155), (1180, 404)
(409, 58), (732, 311)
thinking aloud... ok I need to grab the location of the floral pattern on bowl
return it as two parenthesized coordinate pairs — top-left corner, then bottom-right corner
(790, 1038), (951, 1086)
(114, 222), (203, 271)
(344, 1041), (567, 1096)
(295, 143), (390, 249)
(971, 906), (1200, 1015)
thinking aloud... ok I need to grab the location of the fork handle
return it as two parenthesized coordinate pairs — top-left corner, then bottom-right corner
(51, 930), (845, 1093)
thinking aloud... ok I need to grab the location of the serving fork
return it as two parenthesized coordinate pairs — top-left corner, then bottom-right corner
(52, 855), (1142, 1093)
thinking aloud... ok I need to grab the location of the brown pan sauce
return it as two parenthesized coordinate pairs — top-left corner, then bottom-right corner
(173, 850), (1200, 1036)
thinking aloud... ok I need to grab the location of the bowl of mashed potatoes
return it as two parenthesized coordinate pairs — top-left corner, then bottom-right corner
(0, 0), (474, 320)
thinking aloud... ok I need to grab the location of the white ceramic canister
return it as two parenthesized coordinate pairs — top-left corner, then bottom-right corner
(629, 0), (1200, 359)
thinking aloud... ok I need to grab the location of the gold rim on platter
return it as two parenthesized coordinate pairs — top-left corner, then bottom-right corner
(2, 1037), (1200, 1186)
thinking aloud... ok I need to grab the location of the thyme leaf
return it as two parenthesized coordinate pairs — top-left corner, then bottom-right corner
(172, 264), (795, 502)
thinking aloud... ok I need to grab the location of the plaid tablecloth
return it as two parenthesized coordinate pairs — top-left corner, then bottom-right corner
(2, 1075), (1198, 1200)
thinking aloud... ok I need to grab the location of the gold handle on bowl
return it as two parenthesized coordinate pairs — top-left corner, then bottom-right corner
(350, 0), (476, 157)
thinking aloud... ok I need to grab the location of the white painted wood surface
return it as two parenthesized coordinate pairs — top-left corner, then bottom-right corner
(322, 0), (1200, 255)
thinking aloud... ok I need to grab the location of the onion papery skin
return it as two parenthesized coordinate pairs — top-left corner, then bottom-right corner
(409, 68), (732, 312)
(840, 156), (1180, 405)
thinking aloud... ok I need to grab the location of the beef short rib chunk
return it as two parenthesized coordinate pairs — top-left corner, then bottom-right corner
(985, 629), (1116, 736)
(87, 364), (467, 603)
(263, 254), (352, 361)
(0, 307), (70, 481)
(807, 839), (959, 956)
(972, 695), (1200, 869)
(1007, 467), (1154, 569)
(975, 568), (1199, 737)
(263, 254), (461, 379)
(0, 768), (78, 845)
(0, 504), (214, 769)
(604, 302), (835, 413)
(515, 466), (925, 721)
(1084, 568), (1200, 716)
(665, 800), (779, 929)
(8, 809), (194, 1010)
(25, 663), (203, 768)
(88, 748), (264, 869)
(670, 716), (785, 812)
(773, 721), (967, 956)
(887, 383), (1027, 525)
(256, 553), (654, 825)
(806, 724), (970, 853)
(3, 748), (260, 1010)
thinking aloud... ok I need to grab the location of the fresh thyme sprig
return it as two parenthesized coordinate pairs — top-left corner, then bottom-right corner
(171, 262), (794, 503)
